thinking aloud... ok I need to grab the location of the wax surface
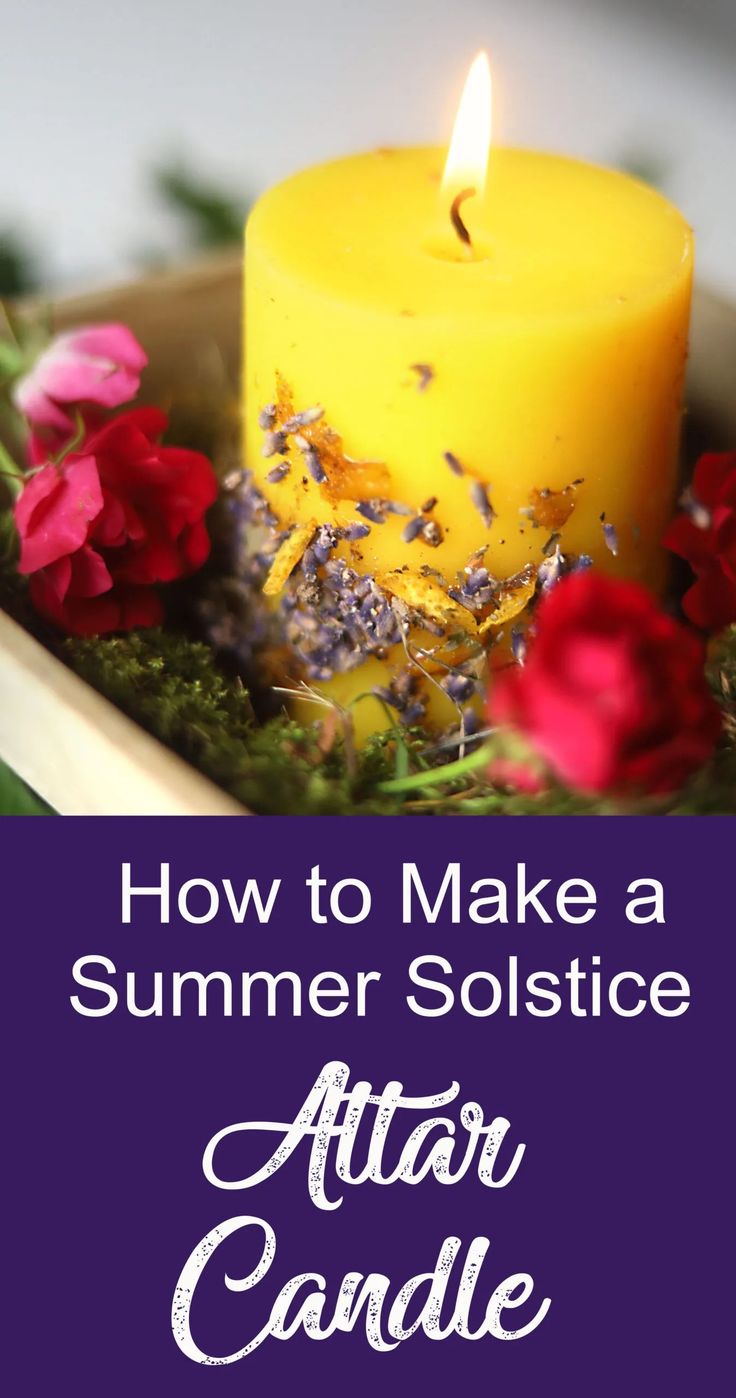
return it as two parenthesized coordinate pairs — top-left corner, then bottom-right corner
(244, 147), (693, 733)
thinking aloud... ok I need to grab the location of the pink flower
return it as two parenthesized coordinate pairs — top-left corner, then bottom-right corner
(13, 323), (147, 462)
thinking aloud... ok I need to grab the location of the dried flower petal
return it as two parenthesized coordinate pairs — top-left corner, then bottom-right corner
(378, 570), (473, 631)
(527, 482), (580, 530)
(263, 522), (316, 596)
(478, 566), (537, 634)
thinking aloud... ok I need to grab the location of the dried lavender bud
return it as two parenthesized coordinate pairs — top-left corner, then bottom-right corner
(463, 566), (490, 595)
(373, 685), (399, 709)
(266, 461), (290, 484)
(339, 521), (371, 541)
(386, 500), (413, 516)
(602, 521), (619, 556)
(537, 547), (563, 592)
(411, 363), (434, 391)
(420, 496), (438, 513)
(283, 405), (324, 431)
(469, 480), (495, 527)
(572, 553), (594, 572)
(441, 672), (476, 704)
(301, 546), (319, 577)
(421, 519), (443, 547)
(258, 404), (277, 430)
(261, 429), (289, 458)
(444, 451), (464, 477)
(461, 707), (480, 737)
(448, 586), (477, 614)
(402, 515), (425, 544)
(356, 498), (388, 523)
(402, 702), (426, 727)
(511, 627), (527, 665)
(304, 447), (327, 484)
(542, 531), (561, 557)
(312, 524), (339, 564)
(296, 577), (322, 608)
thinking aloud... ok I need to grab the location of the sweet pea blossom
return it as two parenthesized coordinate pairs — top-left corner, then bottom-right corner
(13, 323), (147, 460)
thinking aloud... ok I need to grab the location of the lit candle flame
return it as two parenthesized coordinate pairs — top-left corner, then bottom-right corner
(441, 51), (492, 245)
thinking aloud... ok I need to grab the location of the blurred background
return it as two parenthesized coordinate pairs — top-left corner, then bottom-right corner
(0, 0), (734, 298)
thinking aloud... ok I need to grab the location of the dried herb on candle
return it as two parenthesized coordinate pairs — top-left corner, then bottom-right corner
(377, 569), (471, 633)
(421, 519), (444, 548)
(261, 429), (289, 458)
(448, 563), (496, 614)
(444, 450), (464, 477)
(263, 522), (316, 596)
(469, 480), (496, 528)
(477, 565), (538, 634)
(440, 671), (478, 706)
(373, 668), (427, 727)
(303, 443), (327, 484)
(402, 515), (425, 544)
(601, 517), (619, 555)
(266, 461), (290, 484)
(338, 521), (371, 542)
(283, 406), (324, 431)
(537, 546), (564, 593)
(542, 531), (562, 557)
(511, 627), (527, 665)
(281, 559), (401, 681)
(356, 499), (390, 524)
(525, 480), (581, 531)
(356, 497), (412, 524)
(410, 363), (435, 391)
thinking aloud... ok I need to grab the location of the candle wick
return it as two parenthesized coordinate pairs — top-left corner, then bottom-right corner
(450, 187), (476, 247)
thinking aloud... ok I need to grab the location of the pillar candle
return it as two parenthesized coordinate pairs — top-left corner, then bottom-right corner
(243, 118), (692, 739)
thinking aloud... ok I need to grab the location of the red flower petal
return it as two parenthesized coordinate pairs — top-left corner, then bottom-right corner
(489, 571), (721, 798)
(15, 455), (103, 574)
(682, 570), (736, 633)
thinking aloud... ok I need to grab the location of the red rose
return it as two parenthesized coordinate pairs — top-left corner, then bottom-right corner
(489, 572), (721, 796)
(664, 451), (736, 631)
(14, 408), (217, 635)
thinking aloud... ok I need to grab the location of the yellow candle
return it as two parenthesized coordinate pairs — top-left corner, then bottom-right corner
(243, 63), (692, 740)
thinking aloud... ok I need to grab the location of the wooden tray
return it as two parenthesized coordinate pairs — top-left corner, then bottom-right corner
(0, 253), (734, 815)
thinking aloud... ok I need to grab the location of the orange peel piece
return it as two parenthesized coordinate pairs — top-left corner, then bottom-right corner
(263, 522), (316, 597)
(379, 570), (474, 633)
(478, 569), (537, 634)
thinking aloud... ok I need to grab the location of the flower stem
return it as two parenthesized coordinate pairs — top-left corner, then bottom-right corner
(376, 741), (492, 794)
(0, 440), (24, 500)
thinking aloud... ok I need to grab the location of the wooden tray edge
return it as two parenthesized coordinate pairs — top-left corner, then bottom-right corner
(0, 608), (247, 815)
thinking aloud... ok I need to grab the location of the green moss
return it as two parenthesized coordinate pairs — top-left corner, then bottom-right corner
(56, 622), (736, 816)
(1, 563), (734, 816)
(59, 629), (382, 814)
